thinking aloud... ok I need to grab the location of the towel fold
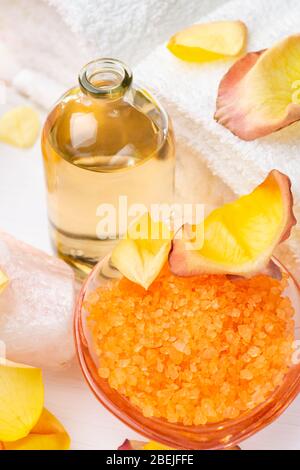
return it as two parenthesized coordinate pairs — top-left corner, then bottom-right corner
(136, 0), (300, 279)
(0, 0), (226, 103)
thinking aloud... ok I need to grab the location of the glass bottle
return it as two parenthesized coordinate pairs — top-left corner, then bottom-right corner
(41, 58), (175, 278)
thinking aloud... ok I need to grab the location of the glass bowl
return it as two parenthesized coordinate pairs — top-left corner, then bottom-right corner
(74, 255), (300, 449)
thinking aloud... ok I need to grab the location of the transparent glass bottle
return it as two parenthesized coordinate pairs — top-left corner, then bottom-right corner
(41, 58), (175, 278)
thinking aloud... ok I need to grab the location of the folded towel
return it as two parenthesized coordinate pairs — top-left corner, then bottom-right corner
(136, 0), (300, 279)
(0, 42), (66, 109)
(0, 0), (227, 103)
(47, 0), (227, 65)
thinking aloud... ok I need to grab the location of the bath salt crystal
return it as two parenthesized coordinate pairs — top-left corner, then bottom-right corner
(88, 266), (295, 425)
(0, 231), (75, 368)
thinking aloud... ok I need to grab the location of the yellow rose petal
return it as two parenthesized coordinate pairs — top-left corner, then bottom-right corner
(0, 360), (44, 442)
(0, 106), (40, 148)
(118, 438), (240, 450)
(168, 20), (247, 62)
(170, 170), (296, 277)
(215, 34), (300, 140)
(142, 441), (172, 450)
(111, 212), (172, 289)
(3, 408), (70, 450)
(0, 269), (9, 295)
(118, 439), (172, 450)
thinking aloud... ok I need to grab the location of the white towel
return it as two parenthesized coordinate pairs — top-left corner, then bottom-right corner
(0, 0), (226, 107)
(135, 0), (300, 279)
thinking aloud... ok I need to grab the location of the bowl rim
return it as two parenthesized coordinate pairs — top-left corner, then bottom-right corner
(74, 256), (300, 449)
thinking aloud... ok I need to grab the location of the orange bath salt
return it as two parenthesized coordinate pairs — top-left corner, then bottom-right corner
(86, 269), (295, 425)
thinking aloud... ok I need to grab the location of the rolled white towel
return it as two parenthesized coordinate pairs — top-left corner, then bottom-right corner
(135, 0), (300, 278)
(0, 0), (227, 101)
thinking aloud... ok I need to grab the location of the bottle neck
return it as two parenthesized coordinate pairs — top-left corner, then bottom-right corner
(78, 58), (132, 100)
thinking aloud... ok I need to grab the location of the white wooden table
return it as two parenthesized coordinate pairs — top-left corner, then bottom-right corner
(0, 97), (299, 450)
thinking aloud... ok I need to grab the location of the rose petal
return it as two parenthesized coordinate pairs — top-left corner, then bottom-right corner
(0, 106), (40, 148)
(0, 360), (44, 442)
(215, 35), (300, 140)
(111, 213), (172, 289)
(168, 21), (247, 62)
(118, 439), (146, 450)
(169, 170), (296, 277)
(2, 408), (70, 450)
(0, 269), (9, 295)
(118, 439), (241, 450)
